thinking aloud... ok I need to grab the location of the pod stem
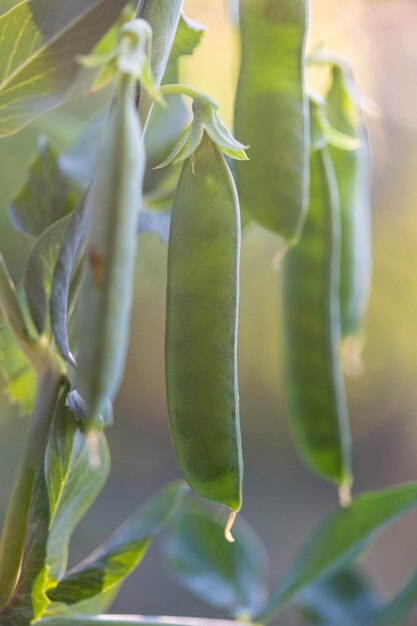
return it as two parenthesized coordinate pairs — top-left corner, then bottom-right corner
(341, 336), (364, 379)
(338, 483), (352, 508)
(224, 510), (238, 543)
(271, 243), (290, 272)
(159, 84), (219, 109)
(0, 253), (39, 369)
(0, 366), (63, 610)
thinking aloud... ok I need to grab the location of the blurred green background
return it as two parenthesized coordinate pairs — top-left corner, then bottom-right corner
(1, 0), (417, 623)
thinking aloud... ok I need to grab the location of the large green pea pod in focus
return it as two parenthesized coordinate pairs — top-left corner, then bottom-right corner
(326, 63), (372, 369)
(282, 98), (352, 500)
(76, 72), (144, 427)
(234, 0), (310, 242)
(166, 132), (243, 528)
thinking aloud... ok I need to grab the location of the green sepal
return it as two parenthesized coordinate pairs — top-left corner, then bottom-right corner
(79, 19), (160, 100)
(155, 100), (248, 168)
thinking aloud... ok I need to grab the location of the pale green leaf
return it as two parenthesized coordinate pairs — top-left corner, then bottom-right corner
(256, 484), (417, 623)
(47, 482), (187, 607)
(8, 138), (75, 238)
(0, 0), (128, 137)
(163, 502), (269, 617)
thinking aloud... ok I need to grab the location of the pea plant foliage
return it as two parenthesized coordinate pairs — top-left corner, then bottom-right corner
(0, 2), (415, 626)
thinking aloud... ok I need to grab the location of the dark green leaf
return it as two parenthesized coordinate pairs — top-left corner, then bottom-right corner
(295, 567), (380, 626)
(50, 193), (89, 365)
(8, 139), (75, 238)
(163, 503), (269, 617)
(0, 0), (128, 137)
(24, 215), (70, 334)
(256, 484), (417, 624)
(2, 389), (110, 622)
(47, 482), (187, 607)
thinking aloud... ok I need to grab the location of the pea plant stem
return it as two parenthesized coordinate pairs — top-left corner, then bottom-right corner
(38, 616), (254, 626)
(0, 253), (38, 368)
(159, 84), (219, 109)
(0, 366), (63, 610)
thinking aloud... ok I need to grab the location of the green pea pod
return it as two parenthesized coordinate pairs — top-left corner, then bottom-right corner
(166, 132), (243, 520)
(282, 97), (352, 498)
(76, 72), (144, 426)
(326, 64), (372, 358)
(234, 0), (310, 242)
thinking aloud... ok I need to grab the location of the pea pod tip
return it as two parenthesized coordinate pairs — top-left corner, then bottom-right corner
(67, 351), (78, 368)
(338, 483), (352, 508)
(271, 243), (290, 272)
(224, 510), (238, 543)
(86, 430), (101, 469)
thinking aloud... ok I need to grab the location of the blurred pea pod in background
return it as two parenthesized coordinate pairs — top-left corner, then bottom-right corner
(281, 93), (352, 499)
(325, 58), (372, 375)
(234, 0), (310, 244)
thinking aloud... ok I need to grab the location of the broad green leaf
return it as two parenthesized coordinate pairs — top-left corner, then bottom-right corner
(256, 484), (417, 624)
(0, 323), (36, 414)
(163, 503), (269, 617)
(41, 586), (119, 620)
(50, 194), (89, 365)
(59, 112), (107, 192)
(24, 215), (70, 335)
(369, 566), (417, 626)
(47, 482), (187, 607)
(0, 0), (128, 137)
(8, 139), (75, 238)
(1, 388), (110, 622)
(164, 14), (206, 83)
(295, 567), (380, 626)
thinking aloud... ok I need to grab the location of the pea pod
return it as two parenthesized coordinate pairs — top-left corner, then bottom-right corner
(76, 23), (148, 426)
(326, 63), (372, 351)
(281, 96), (352, 497)
(234, 0), (309, 242)
(165, 132), (243, 519)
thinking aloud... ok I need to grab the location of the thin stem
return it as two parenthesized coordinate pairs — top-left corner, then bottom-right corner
(0, 253), (39, 367)
(38, 616), (253, 626)
(0, 366), (63, 610)
(159, 84), (219, 109)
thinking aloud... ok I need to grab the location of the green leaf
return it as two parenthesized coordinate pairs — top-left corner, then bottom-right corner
(8, 139), (75, 238)
(256, 483), (417, 624)
(50, 194), (89, 365)
(47, 482), (187, 608)
(0, 0), (129, 137)
(369, 566), (417, 626)
(295, 567), (380, 626)
(1, 388), (110, 622)
(0, 323), (36, 414)
(59, 113), (107, 191)
(164, 14), (206, 82)
(163, 503), (269, 617)
(24, 215), (71, 335)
